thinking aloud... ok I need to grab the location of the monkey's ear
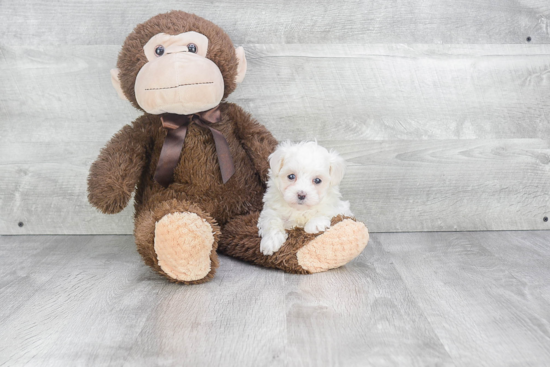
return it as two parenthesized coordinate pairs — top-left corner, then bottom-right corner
(110, 68), (128, 100)
(235, 46), (247, 83)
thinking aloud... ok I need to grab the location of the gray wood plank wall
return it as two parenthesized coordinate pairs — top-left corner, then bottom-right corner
(1, 1), (549, 234)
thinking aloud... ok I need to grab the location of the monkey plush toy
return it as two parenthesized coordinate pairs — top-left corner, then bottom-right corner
(88, 11), (369, 284)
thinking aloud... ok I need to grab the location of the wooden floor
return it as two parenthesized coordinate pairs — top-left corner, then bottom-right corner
(0, 231), (549, 366)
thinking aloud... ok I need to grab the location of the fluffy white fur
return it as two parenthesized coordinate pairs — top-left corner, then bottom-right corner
(258, 141), (353, 255)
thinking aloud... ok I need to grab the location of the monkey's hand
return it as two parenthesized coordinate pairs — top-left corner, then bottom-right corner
(87, 121), (149, 214)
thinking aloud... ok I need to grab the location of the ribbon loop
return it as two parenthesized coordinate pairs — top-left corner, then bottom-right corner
(153, 105), (235, 187)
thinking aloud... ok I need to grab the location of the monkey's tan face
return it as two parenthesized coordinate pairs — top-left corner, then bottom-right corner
(134, 32), (225, 115)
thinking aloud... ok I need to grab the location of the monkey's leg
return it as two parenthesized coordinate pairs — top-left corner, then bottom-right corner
(134, 198), (220, 284)
(219, 213), (369, 274)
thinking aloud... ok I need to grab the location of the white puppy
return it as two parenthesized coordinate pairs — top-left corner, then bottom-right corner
(258, 141), (353, 255)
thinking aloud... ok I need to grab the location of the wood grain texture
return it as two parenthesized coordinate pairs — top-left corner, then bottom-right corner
(123, 255), (287, 366)
(0, 235), (167, 366)
(1, 138), (548, 234)
(0, 236), (88, 325)
(2, 6), (550, 235)
(2, 44), (550, 143)
(380, 231), (550, 367)
(233, 44), (550, 141)
(284, 239), (453, 366)
(0, 235), (288, 366)
(335, 139), (550, 232)
(1, 232), (550, 366)
(0, 141), (135, 234)
(475, 231), (550, 302)
(0, 0), (549, 45)
(1, 43), (549, 234)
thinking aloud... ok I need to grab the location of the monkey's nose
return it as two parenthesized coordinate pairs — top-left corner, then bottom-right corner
(297, 191), (307, 201)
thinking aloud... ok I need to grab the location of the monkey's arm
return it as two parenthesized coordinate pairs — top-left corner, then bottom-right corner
(87, 116), (151, 214)
(226, 103), (278, 183)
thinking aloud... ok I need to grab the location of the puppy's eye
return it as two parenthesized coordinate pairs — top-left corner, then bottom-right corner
(187, 43), (197, 53)
(287, 174), (296, 180)
(313, 178), (322, 184)
(155, 45), (165, 56)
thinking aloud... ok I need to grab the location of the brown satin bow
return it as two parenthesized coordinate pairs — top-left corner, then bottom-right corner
(153, 105), (235, 187)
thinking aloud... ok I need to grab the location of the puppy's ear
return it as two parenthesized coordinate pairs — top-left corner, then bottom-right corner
(329, 150), (346, 186)
(269, 142), (289, 175)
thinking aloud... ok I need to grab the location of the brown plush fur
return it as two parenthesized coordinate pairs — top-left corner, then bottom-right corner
(87, 121), (150, 214)
(87, 10), (277, 283)
(88, 11), (368, 283)
(219, 214), (357, 274)
(117, 11), (240, 110)
(88, 99), (276, 283)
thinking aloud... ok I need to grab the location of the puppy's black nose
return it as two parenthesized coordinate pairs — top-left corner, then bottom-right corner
(297, 192), (307, 201)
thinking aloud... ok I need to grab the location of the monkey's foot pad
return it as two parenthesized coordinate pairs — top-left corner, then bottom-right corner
(154, 212), (215, 282)
(297, 219), (369, 273)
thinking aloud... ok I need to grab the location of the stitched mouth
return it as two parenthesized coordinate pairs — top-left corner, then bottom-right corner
(145, 82), (213, 91)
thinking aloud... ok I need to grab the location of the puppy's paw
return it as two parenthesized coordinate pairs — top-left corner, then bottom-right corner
(304, 216), (332, 234)
(260, 231), (288, 256)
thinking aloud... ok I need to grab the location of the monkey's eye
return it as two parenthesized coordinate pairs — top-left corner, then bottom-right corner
(155, 45), (165, 57)
(313, 178), (322, 184)
(187, 43), (197, 53)
(288, 174), (296, 180)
